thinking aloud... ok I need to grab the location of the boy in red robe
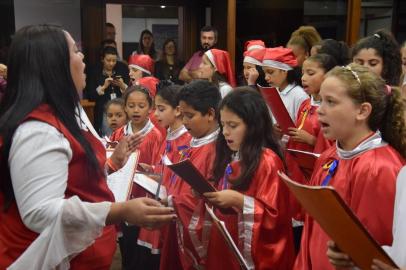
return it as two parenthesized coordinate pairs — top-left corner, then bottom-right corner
(167, 80), (221, 269)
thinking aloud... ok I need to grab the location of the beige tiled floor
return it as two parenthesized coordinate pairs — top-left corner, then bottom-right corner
(110, 245), (122, 270)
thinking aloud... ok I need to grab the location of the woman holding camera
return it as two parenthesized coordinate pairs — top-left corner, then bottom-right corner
(88, 46), (129, 136)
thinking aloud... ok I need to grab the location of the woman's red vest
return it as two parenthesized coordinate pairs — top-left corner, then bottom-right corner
(0, 104), (116, 269)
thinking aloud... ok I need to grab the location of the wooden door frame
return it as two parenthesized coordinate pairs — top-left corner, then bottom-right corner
(345, 0), (361, 46)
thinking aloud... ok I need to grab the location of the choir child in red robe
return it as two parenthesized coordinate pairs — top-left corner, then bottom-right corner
(203, 87), (295, 270)
(110, 85), (163, 270)
(295, 64), (406, 270)
(168, 80), (221, 270)
(286, 54), (337, 183)
(285, 55), (336, 244)
(137, 81), (191, 268)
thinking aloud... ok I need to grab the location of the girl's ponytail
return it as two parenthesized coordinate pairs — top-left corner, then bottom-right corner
(381, 86), (406, 158)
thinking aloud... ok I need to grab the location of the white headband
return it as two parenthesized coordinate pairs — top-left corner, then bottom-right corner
(261, 59), (293, 71)
(247, 45), (264, 51)
(129, 64), (151, 75)
(243, 56), (262, 66)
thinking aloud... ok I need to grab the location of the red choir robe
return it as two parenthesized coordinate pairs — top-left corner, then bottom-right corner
(170, 130), (219, 270)
(0, 104), (116, 270)
(137, 126), (191, 259)
(110, 119), (163, 168)
(110, 119), (163, 268)
(294, 132), (405, 270)
(205, 148), (295, 270)
(110, 119), (162, 202)
(154, 127), (192, 270)
(285, 98), (333, 184)
(285, 98), (333, 221)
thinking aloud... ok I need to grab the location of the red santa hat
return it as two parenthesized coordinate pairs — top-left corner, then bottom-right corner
(244, 40), (265, 52)
(261, 47), (297, 71)
(205, 49), (237, 87)
(136, 76), (160, 98)
(243, 48), (266, 66)
(128, 54), (154, 75)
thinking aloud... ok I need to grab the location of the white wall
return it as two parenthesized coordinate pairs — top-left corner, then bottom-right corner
(106, 4), (123, 57)
(122, 18), (178, 43)
(14, 0), (81, 42)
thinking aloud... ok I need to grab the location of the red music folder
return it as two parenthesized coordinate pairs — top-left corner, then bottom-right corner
(165, 158), (237, 215)
(258, 84), (296, 133)
(278, 171), (398, 269)
(286, 149), (320, 170)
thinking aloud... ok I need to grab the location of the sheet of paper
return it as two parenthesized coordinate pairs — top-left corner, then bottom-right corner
(107, 151), (139, 202)
(134, 173), (167, 200)
(205, 204), (250, 270)
(286, 149), (320, 158)
(161, 154), (173, 166)
(286, 149), (321, 170)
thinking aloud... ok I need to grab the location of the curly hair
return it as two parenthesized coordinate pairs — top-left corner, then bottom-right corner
(351, 30), (401, 86)
(327, 64), (406, 158)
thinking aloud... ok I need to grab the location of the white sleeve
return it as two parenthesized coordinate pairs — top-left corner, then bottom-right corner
(219, 83), (233, 98)
(383, 166), (406, 266)
(8, 121), (112, 270)
(96, 85), (105, 95)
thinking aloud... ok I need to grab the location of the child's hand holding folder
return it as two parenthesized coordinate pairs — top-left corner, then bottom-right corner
(204, 190), (244, 210)
(326, 241), (404, 270)
(326, 241), (354, 268)
(288, 127), (316, 145)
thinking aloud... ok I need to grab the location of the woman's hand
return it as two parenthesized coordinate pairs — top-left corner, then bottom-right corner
(288, 127), (316, 145)
(107, 197), (176, 229)
(109, 134), (143, 170)
(246, 67), (259, 85)
(111, 77), (127, 92)
(127, 133), (143, 152)
(204, 190), (244, 210)
(97, 78), (113, 96)
(101, 77), (113, 91)
(326, 241), (354, 269)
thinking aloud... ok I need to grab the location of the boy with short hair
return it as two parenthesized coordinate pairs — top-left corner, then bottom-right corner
(167, 80), (220, 270)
